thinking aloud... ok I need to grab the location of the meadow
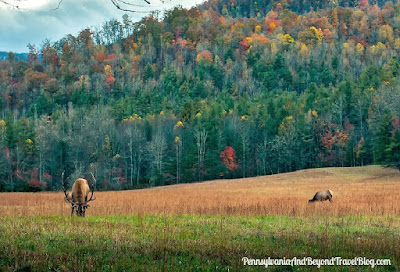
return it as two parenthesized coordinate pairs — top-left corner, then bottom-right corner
(1, 165), (400, 271)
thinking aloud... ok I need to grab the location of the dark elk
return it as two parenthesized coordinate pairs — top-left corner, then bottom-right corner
(62, 172), (96, 217)
(308, 190), (333, 203)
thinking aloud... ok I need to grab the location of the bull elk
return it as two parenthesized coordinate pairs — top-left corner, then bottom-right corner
(308, 190), (333, 203)
(62, 171), (96, 217)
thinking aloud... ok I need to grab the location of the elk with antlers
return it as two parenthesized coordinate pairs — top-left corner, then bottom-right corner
(62, 171), (96, 217)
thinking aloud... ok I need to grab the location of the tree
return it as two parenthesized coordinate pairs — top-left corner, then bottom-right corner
(122, 119), (145, 187)
(174, 121), (184, 184)
(174, 135), (183, 183)
(194, 128), (207, 182)
(147, 128), (166, 186)
(386, 129), (400, 170)
(143, 63), (154, 81)
(375, 114), (392, 164)
(220, 146), (238, 172)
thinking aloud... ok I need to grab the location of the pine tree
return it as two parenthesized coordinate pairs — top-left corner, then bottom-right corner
(143, 63), (154, 81)
(375, 114), (392, 163)
(386, 130), (400, 170)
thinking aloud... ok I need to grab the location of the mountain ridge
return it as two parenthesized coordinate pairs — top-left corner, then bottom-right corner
(0, 51), (28, 61)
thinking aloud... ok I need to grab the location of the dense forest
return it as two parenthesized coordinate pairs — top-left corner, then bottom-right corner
(0, 0), (400, 191)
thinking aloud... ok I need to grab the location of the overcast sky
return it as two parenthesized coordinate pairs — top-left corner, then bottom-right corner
(0, 0), (201, 53)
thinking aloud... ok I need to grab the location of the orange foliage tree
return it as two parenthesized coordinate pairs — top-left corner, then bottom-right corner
(220, 146), (238, 171)
(196, 50), (213, 64)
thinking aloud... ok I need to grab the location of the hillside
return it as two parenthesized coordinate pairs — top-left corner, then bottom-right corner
(0, 1), (400, 191)
(1, 165), (399, 216)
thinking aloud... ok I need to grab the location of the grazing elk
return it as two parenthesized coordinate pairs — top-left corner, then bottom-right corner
(62, 171), (96, 217)
(308, 190), (333, 203)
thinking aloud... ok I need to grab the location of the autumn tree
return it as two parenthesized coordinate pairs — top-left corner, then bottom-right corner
(220, 146), (238, 172)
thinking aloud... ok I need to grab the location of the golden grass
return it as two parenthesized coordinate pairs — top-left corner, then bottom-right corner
(1, 165), (400, 217)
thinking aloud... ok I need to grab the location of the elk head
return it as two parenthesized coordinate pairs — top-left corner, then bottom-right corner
(62, 171), (96, 217)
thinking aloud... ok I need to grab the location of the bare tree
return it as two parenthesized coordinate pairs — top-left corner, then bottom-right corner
(124, 123), (145, 187)
(194, 128), (207, 182)
(175, 136), (182, 184)
(147, 130), (166, 186)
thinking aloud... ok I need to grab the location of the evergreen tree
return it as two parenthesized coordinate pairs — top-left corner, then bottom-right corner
(375, 114), (392, 163)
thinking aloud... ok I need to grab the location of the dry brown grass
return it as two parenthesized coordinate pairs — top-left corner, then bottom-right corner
(1, 165), (400, 217)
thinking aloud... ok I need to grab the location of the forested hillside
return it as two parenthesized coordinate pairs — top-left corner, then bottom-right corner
(0, 0), (400, 191)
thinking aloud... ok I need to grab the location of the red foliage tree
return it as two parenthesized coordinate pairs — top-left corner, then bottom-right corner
(3, 147), (10, 161)
(391, 116), (400, 136)
(359, 0), (369, 9)
(14, 168), (50, 190)
(239, 38), (250, 51)
(107, 75), (116, 84)
(319, 122), (352, 166)
(29, 168), (41, 189)
(220, 146), (238, 171)
(107, 53), (117, 60)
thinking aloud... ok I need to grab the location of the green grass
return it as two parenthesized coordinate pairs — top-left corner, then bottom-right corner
(0, 215), (399, 271)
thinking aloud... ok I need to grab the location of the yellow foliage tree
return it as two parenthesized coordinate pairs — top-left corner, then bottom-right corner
(356, 43), (364, 55)
(270, 42), (277, 55)
(378, 25), (394, 44)
(283, 34), (294, 44)
(309, 27), (324, 43)
(174, 121), (184, 129)
(299, 43), (309, 57)
(368, 42), (387, 57)
(104, 65), (113, 77)
(394, 38), (400, 50)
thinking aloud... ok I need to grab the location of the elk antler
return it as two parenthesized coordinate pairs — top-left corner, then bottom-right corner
(62, 171), (78, 207)
(62, 171), (70, 201)
(83, 172), (97, 205)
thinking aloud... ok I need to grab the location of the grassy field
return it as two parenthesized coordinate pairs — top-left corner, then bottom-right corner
(0, 165), (400, 271)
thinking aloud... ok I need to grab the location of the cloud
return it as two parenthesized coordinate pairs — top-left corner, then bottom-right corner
(0, 0), (200, 53)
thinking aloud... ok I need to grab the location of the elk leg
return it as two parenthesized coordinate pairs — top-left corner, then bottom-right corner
(71, 207), (74, 216)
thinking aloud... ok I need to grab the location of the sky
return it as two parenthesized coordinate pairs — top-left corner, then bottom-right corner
(0, 0), (201, 53)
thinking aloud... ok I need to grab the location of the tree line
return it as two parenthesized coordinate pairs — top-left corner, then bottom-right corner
(0, 0), (400, 191)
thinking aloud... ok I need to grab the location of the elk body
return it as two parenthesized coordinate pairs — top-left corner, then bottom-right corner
(62, 172), (96, 217)
(308, 190), (333, 203)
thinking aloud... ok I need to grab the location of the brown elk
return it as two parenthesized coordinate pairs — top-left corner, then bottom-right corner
(308, 190), (333, 203)
(62, 171), (96, 217)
